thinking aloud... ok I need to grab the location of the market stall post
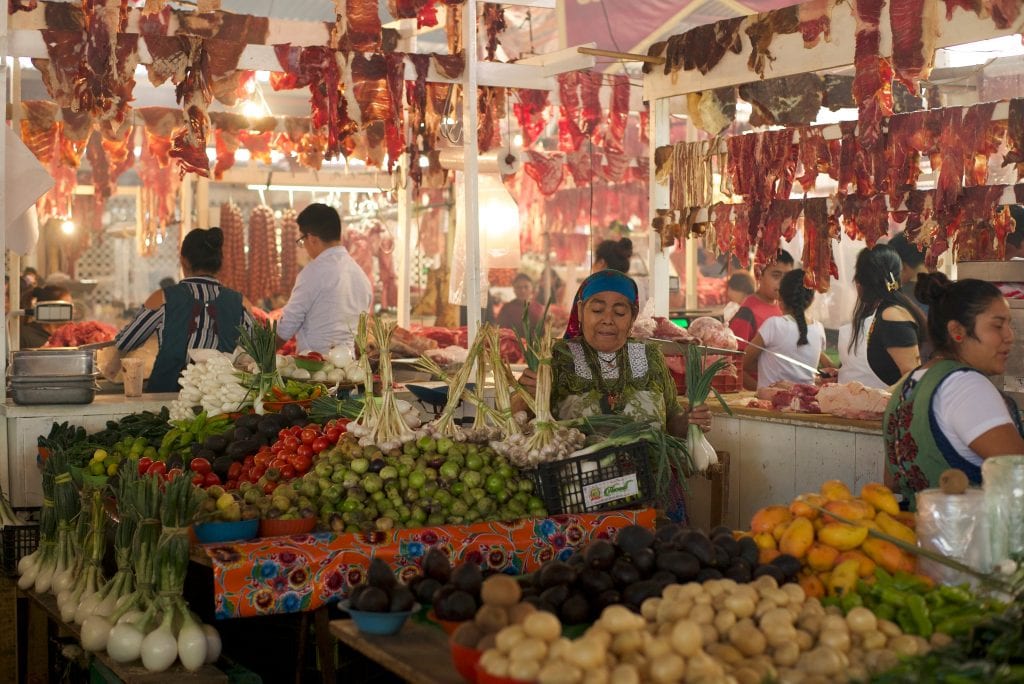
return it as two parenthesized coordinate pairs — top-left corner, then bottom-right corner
(461, 0), (482, 342)
(1, 0), (9, 401)
(648, 98), (670, 316)
(396, 20), (416, 329)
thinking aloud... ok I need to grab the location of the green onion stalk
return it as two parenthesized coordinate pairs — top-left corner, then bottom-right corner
(565, 414), (695, 503)
(684, 344), (732, 473)
(416, 344), (503, 443)
(348, 313), (379, 441)
(472, 341), (489, 431)
(65, 489), (107, 625)
(53, 484), (91, 601)
(17, 451), (60, 589)
(237, 319), (282, 415)
(418, 327), (490, 439)
(347, 317), (418, 449)
(78, 470), (139, 642)
(33, 451), (80, 595)
(486, 325), (524, 437)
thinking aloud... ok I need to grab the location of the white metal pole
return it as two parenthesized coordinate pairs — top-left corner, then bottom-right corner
(648, 98), (670, 316)
(1, 11), (10, 401)
(462, 0), (481, 341)
(396, 24), (416, 328)
(684, 116), (698, 311)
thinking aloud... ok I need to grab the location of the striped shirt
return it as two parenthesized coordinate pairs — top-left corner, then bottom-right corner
(115, 277), (254, 353)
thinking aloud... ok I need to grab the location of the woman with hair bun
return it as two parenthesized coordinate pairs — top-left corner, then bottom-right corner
(593, 237), (633, 273)
(741, 269), (834, 389)
(883, 273), (1024, 503)
(102, 227), (255, 392)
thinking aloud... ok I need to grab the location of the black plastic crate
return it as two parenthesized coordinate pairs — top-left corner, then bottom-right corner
(531, 442), (655, 515)
(1, 507), (41, 575)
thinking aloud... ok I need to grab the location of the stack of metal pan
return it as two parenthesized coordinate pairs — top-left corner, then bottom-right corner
(8, 348), (101, 405)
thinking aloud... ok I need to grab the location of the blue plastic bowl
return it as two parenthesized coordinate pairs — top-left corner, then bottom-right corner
(339, 599), (419, 636)
(193, 518), (259, 544)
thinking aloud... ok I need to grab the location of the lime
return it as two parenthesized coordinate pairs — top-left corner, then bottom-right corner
(408, 470), (426, 490)
(106, 463), (118, 477)
(89, 461), (105, 476)
(465, 453), (484, 471)
(93, 449), (108, 462)
(485, 474), (506, 495)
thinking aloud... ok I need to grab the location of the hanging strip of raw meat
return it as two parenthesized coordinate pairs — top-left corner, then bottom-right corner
(20, 101), (60, 165)
(209, 112), (247, 179)
(796, 126), (835, 192)
(891, 0), (940, 94)
(35, 32), (85, 108)
(670, 141), (715, 211)
(523, 151), (565, 195)
(934, 106), (966, 217)
(86, 120), (134, 229)
(446, 1), (463, 54)
(10, 0), (37, 12)
(483, 3), (506, 61)
(565, 149), (593, 186)
(732, 203), (752, 267)
(655, 18), (744, 76)
(725, 133), (757, 197)
(842, 194), (889, 246)
(137, 127), (181, 251)
(557, 72), (584, 153)
(145, 36), (188, 87)
(954, 186), (1011, 260)
(603, 75), (630, 154)
(477, 87), (502, 153)
(758, 199), (803, 266)
(965, 102), (1002, 187)
(688, 88), (736, 136)
(351, 53), (390, 125)
(798, 0), (832, 48)
(384, 52), (406, 172)
(852, 0), (892, 150)
(433, 53), (465, 79)
(75, 0), (138, 125)
(739, 73), (825, 127)
(712, 203), (735, 256)
(745, 7), (800, 78)
(347, 0), (383, 52)
(885, 109), (940, 205)
(513, 89), (549, 148)
(1003, 98), (1024, 179)
(943, 0), (980, 18)
(578, 72), (603, 138)
(986, 0), (1021, 28)
(169, 37), (212, 177)
(802, 197), (838, 292)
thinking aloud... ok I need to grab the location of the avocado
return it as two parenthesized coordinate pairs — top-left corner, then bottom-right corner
(567, 552), (586, 568)
(226, 438), (260, 460)
(368, 558), (397, 590)
(724, 561), (752, 584)
(539, 584), (570, 608)
(738, 536), (759, 567)
(622, 580), (662, 610)
(578, 569), (614, 597)
(753, 564), (786, 584)
(413, 577), (442, 605)
(235, 413), (261, 431)
(203, 434), (229, 454)
(595, 589), (622, 612)
(349, 584), (369, 606)
(232, 426), (253, 443)
(771, 554), (802, 579)
(656, 551), (701, 582)
(258, 417), (282, 439)
(695, 568), (723, 582)
(712, 544), (731, 570)
(281, 403), (308, 421)
(584, 540), (617, 571)
(677, 531), (714, 566)
(616, 525), (656, 555)
(450, 563), (483, 596)
(423, 547), (452, 583)
(354, 586), (389, 612)
(609, 558), (641, 588)
(654, 523), (682, 545)
(559, 593), (590, 625)
(713, 535), (740, 561)
(192, 448), (217, 462)
(538, 561), (576, 589)
(710, 525), (734, 540)
(212, 455), (233, 480)
(389, 586), (416, 612)
(629, 548), (656, 577)
(435, 589), (477, 621)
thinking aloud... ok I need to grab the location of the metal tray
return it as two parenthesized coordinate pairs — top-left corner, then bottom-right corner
(9, 349), (95, 378)
(9, 373), (99, 386)
(8, 379), (99, 405)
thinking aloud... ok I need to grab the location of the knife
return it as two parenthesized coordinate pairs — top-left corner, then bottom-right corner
(732, 335), (825, 377)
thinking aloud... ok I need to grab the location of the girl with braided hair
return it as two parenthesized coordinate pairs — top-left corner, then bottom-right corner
(742, 269), (835, 389)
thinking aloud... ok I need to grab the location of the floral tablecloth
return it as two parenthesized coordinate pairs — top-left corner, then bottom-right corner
(201, 508), (656, 619)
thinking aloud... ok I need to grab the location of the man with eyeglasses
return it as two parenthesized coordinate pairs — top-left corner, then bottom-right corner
(276, 203), (372, 354)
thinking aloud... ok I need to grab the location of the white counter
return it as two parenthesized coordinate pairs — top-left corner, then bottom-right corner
(0, 393), (177, 507)
(707, 402), (884, 530)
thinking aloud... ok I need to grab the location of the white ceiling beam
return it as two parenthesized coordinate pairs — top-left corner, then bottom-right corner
(518, 42), (596, 77)
(643, 0), (1022, 101)
(486, 0), (555, 8)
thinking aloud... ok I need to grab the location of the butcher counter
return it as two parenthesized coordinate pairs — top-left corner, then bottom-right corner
(0, 393), (178, 507)
(706, 392), (884, 530)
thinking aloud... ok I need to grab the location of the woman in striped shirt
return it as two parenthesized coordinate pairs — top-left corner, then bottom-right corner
(103, 227), (255, 392)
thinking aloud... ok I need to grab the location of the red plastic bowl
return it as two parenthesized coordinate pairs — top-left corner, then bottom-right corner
(427, 609), (468, 636)
(474, 661), (533, 684)
(449, 639), (482, 684)
(259, 516), (317, 537)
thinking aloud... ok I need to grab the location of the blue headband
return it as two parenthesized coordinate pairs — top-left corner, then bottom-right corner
(580, 270), (639, 305)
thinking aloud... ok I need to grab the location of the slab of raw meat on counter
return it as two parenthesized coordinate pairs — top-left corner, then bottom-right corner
(750, 381), (822, 413)
(44, 321), (118, 347)
(817, 382), (891, 420)
(687, 317), (738, 350)
(412, 326), (525, 364)
(421, 345), (470, 372)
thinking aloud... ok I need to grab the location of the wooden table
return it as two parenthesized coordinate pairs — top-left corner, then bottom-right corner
(329, 619), (463, 684)
(17, 588), (227, 683)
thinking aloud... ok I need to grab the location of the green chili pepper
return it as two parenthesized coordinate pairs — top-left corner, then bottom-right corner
(896, 610), (916, 635)
(938, 585), (973, 604)
(874, 603), (896, 622)
(841, 592), (864, 613)
(878, 586), (907, 608)
(906, 594), (933, 638)
(874, 567), (894, 586)
(935, 614), (982, 636)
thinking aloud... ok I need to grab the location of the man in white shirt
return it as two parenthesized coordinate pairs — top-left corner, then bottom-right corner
(276, 203), (372, 354)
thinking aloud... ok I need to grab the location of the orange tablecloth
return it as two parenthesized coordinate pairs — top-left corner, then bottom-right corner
(203, 508), (656, 619)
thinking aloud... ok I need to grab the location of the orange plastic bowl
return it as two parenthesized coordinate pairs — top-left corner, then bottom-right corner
(259, 516), (317, 537)
(450, 639), (482, 683)
(428, 609), (468, 636)
(474, 662), (532, 684)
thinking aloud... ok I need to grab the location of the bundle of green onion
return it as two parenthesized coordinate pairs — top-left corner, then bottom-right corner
(684, 344), (732, 473)
(237, 319), (282, 414)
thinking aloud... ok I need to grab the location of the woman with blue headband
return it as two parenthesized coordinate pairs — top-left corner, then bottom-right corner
(517, 269), (712, 442)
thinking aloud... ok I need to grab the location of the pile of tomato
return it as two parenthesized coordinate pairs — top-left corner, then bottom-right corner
(224, 419), (349, 492)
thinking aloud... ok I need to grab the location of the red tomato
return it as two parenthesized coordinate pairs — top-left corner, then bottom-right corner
(137, 457), (153, 476)
(226, 479), (238, 490)
(293, 454), (313, 474)
(278, 428), (291, 441)
(227, 462), (242, 480)
(280, 465), (296, 481)
(300, 429), (317, 446)
(270, 441), (284, 454)
(254, 452), (273, 468)
(204, 472), (221, 487)
(166, 467), (184, 481)
(270, 457), (288, 470)
(190, 457), (212, 475)
(192, 474), (205, 487)
(311, 437), (330, 453)
(243, 455), (256, 467)
(296, 444), (313, 459)
(325, 427), (343, 444)
(263, 482), (277, 494)
(253, 465), (267, 479)
(146, 461), (167, 477)
(283, 436), (301, 451)
(289, 426), (303, 437)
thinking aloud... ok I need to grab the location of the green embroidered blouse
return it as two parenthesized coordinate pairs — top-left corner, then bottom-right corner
(550, 338), (684, 429)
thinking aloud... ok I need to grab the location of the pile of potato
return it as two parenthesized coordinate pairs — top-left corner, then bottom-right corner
(478, 575), (947, 684)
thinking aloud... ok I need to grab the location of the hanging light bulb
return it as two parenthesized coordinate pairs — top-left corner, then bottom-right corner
(60, 219), (75, 235)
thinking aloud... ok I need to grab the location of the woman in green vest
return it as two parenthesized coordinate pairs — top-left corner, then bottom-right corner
(103, 227), (255, 393)
(883, 273), (1024, 506)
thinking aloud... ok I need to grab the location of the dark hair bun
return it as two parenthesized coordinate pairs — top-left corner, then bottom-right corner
(619, 238), (633, 256)
(205, 227), (224, 249)
(915, 272), (952, 307)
